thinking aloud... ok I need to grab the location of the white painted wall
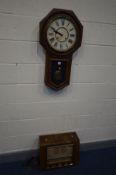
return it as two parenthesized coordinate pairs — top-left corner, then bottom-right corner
(0, 0), (116, 154)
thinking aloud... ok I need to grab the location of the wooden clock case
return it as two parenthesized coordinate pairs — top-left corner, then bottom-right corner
(39, 8), (83, 90)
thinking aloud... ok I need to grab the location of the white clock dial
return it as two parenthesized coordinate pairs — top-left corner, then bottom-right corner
(47, 17), (76, 52)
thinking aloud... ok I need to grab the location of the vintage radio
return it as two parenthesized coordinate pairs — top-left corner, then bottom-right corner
(39, 132), (80, 170)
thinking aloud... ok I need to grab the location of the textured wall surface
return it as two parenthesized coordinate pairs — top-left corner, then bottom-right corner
(0, 0), (116, 154)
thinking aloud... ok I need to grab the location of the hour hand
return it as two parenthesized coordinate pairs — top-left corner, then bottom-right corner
(50, 27), (63, 36)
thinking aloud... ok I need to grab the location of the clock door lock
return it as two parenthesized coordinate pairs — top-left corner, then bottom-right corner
(39, 9), (83, 90)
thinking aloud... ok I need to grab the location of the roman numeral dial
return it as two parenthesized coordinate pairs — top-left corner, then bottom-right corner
(47, 17), (77, 52)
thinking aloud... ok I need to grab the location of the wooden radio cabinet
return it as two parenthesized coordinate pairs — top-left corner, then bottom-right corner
(39, 132), (80, 170)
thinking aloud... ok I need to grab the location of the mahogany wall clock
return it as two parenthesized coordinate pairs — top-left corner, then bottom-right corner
(39, 8), (83, 90)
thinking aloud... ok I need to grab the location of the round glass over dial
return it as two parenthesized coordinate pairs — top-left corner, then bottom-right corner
(47, 17), (77, 52)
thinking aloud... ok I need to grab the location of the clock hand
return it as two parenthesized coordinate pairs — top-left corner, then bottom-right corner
(50, 27), (63, 36)
(56, 31), (63, 36)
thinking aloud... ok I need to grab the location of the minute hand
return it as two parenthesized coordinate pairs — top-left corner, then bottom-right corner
(50, 27), (63, 36)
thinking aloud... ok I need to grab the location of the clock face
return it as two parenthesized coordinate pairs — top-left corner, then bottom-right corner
(47, 16), (77, 52)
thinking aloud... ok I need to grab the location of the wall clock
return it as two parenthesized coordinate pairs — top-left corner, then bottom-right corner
(39, 8), (83, 90)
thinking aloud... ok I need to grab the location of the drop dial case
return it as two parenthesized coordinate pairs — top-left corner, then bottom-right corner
(39, 9), (83, 90)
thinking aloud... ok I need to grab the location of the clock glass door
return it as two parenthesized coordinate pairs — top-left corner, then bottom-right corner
(47, 17), (77, 52)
